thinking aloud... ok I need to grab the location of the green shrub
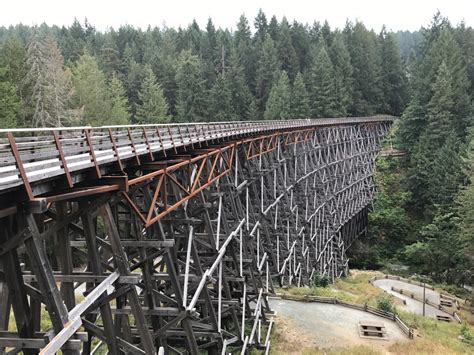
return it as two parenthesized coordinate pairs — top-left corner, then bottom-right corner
(461, 322), (473, 341)
(311, 274), (330, 288)
(376, 295), (395, 313)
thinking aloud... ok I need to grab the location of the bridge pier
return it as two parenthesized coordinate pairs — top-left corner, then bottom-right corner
(0, 119), (391, 353)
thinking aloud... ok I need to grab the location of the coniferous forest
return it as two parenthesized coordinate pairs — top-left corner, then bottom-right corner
(0, 11), (472, 289)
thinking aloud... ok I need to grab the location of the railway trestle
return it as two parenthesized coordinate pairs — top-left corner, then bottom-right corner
(0, 117), (392, 354)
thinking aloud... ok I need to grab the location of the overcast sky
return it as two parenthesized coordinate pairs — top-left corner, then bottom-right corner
(1, 0), (472, 32)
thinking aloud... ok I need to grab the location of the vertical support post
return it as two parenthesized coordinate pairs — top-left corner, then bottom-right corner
(99, 203), (155, 354)
(56, 202), (75, 310)
(80, 202), (118, 354)
(25, 214), (69, 333)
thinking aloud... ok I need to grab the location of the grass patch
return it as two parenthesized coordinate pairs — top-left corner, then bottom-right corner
(277, 270), (388, 307)
(396, 309), (474, 354)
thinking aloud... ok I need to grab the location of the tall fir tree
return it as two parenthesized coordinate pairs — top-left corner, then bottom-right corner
(0, 66), (20, 128)
(210, 71), (232, 120)
(255, 34), (279, 115)
(307, 43), (337, 117)
(290, 72), (310, 118)
(135, 66), (169, 123)
(344, 21), (383, 116)
(378, 27), (408, 115)
(210, 47), (254, 120)
(107, 74), (130, 125)
(0, 37), (26, 125)
(175, 50), (208, 122)
(456, 131), (474, 288)
(72, 53), (110, 125)
(406, 60), (466, 215)
(201, 18), (219, 88)
(426, 61), (457, 143)
(23, 32), (73, 127)
(290, 21), (312, 73)
(277, 17), (299, 81)
(329, 32), (353, 116)
(399, 27), (471, 150)
(154, 31), (179, 115)
(99, 30), (121, 77)
(454, 23), (474, 98)
(125, 60), (146, 119)
(235, 15), (256, 92)
(264, 70), (291, 120)
(268, 16), (279, 41)
(254, 9), (268, 42)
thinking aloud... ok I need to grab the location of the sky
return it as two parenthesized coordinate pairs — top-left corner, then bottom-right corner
(1, 0), (473, 32)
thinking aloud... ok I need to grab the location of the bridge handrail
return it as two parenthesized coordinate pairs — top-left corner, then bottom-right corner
(0, 116), (394, 196)
(0, 116), (393, 133)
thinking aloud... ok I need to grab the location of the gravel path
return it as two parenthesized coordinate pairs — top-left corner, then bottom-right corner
(269, 298), (408, 351)
(373, 279), (453, 319)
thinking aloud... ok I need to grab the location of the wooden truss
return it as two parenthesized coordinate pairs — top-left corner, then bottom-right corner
(0, 121), (391, 354)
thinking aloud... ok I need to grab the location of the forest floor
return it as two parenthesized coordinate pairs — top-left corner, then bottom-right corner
(267, 270), (474, 355)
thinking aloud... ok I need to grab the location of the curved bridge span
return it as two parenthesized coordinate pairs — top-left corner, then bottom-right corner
(0, 117), (392, 354)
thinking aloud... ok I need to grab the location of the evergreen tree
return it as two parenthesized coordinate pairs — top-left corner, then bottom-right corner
(175, 50), (208, 122)
(255, 34), (279, 115)
(426, 61), (457, 142)
(406, 61), (467, 215)
(290, 21), (312, 73)
(235, 15), (256, 91)
(23, 32), (73, 127)
(307, 43), (337, 117)
(185, 20), (202, 54)
(454, 23), (474, 98)
(320, 20), (333, 45)
(0, 37), (27, 125)
(0, 37), (27, 92)
(290, 72), (310, 118)
(378, 27), (408, 115)
(201, 18), (219, 88)
(428, 134), (464, 209)
(399, 27), (471, 149)
(345, 21), (383, 116)
(136, 66), (169, 123)
(268, 16), (279, 41)
(404, 212), (464, 282)
(277, 17), (299, 81)
(254, 9), (268, 42)
(210, 71), (232, 120)
(264, 70), (291, 120)
(99, 31), (121, 77)
(456, 132), (474, 286)
(210, 48), (254, 120)
(329, 32), (353, 116)
(0, 66), (20, 128)
(154, 31), (178, 115)
(125, 60), (146, 120)
(72, 53), (110, 125)
(58, 18), (89, 63)
(108, 74), (130, 125)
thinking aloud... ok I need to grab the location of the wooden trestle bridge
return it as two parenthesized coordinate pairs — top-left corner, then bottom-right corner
(0, 116), (392, 354)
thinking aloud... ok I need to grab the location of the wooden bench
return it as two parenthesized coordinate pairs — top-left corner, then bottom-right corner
(358, 320), (388, 340)
(440, 299), (453, 307)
